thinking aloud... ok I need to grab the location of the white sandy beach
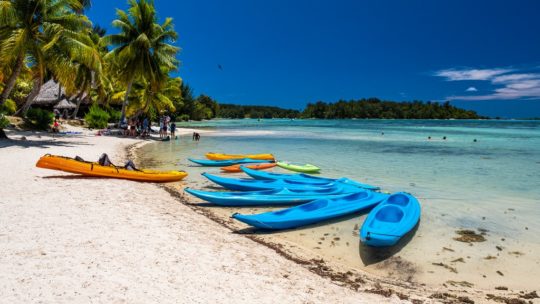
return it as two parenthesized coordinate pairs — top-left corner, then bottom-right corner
(0, 126), (400, 304)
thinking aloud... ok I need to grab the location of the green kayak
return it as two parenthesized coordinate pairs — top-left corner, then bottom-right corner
(276, 161), (321, 173)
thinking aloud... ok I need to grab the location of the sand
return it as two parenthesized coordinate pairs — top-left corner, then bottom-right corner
(0, 126), (399, 304)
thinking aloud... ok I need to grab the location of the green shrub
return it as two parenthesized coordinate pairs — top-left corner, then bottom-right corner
(85, 105), (110, 128)
(27, 108), (54, 130)
(0, 99), (17, 115)
(0, 114), (9, 129)
(106, 107), (121, 123)
(179, 114), (190, 121)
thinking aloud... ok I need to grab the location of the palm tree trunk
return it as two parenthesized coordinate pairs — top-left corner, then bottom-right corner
(0, 55), (25, 106)
(71, 88), (86, 119)
(120, 79), (133, 124)
(71, 93), (83, 119)
(18, 77), (42, 117)
(57, 82), (62, 101)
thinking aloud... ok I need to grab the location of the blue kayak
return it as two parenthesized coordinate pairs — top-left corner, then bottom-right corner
(360, 192), (421, 247)
(240, 166), (379, 190)
(184, 186), (363, 206)
(189, 158), (271, 167)
(232, 191), (388, 230)
(202, 173), (361, 191)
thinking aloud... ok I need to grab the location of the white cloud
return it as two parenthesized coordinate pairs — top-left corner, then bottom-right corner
(434, 66), (540, 101)
(434, 68), (513, 81)
(491, 73), (538, 83)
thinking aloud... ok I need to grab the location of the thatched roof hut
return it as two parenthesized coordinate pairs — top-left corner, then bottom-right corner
(54, 99), (77, 109)
(32, 79), (89, 108)
(33, 80), (65, 106)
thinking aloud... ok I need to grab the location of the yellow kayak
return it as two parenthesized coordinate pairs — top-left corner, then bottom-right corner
(36, 154), (188, 182)
(206, 152), (275, 161)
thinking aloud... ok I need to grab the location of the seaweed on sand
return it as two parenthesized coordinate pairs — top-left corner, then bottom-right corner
(454, 229), (486, 243)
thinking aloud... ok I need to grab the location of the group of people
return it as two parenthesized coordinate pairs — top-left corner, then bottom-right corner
(118, 115), (180, 140)
(159, 115), (176, 139)
(121, 117), (150, 138)
(192, 132), (201, 141)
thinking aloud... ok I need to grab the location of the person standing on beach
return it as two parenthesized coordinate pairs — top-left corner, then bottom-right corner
(142, 117), (149, 137)
(163, 119), (168, 137)
(129, 119), (137, 137)
(159, 116), (164, 139)
(170, 121), (176, 139)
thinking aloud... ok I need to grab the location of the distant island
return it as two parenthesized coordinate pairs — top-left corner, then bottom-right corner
(215, 98), (483, 120)
(217, 104), (300, 119)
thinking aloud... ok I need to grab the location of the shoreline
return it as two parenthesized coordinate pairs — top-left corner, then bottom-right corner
(132, 128), (540, 304)
(1, 124), (536, 303)
(0, 126), (396, 303)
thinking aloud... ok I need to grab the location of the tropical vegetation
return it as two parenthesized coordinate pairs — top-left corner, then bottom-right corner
(0, 0), (485, 139)
(84, 104), (110, 128)
(215, 99), (482, 119)
(217, 104), (299, 119)
(26, 108), (53, 129)
(301, 98), (483, 119)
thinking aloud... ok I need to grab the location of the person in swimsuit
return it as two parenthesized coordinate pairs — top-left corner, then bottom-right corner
(170, 122), (176, 139)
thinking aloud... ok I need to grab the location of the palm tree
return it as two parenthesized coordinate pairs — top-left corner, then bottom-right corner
(71, 25), (112, 118)
(0, 0), (91, 111)
(104, 0), (179, 124)
(135, 76), (181, 117)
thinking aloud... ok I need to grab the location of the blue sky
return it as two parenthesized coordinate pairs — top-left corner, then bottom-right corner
(88, 0), (540, 118)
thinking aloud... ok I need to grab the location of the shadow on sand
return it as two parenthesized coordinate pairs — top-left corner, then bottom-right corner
(1, 130), (92, 149)
(42, 175), (102, 180)
(358, 221), (420, 266)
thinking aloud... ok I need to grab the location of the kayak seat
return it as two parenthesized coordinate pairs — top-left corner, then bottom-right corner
(375, 205), (404, 223)
(299, 200), (328, 211)
(386, 193), (410, 206)
(344, 191), (369, 201)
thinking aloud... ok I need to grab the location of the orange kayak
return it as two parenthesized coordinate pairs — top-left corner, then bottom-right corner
(36, 154), (188, 182)
(206, 152), (275, 161)
(220, 163), (277, 173)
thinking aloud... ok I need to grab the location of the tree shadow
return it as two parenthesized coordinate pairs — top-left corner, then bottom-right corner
(41, 175), (102, 180)
(358, 221), (420, 266)
(0, 136), (91, 149)
(1, 128), (97, 148)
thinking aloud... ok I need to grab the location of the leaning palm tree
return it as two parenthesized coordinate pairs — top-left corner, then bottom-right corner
(0, 0), (90, 109)
(104, 0), (179, 124)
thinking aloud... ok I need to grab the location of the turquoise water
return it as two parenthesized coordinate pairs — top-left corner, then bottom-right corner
(138, 119), (540, 288)
(142, 119), (540, 228)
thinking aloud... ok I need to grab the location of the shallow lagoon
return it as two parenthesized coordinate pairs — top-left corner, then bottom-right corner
(138, 119), (540, 290)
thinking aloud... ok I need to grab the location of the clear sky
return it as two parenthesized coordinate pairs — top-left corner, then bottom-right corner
(87, 0), (540, 118)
